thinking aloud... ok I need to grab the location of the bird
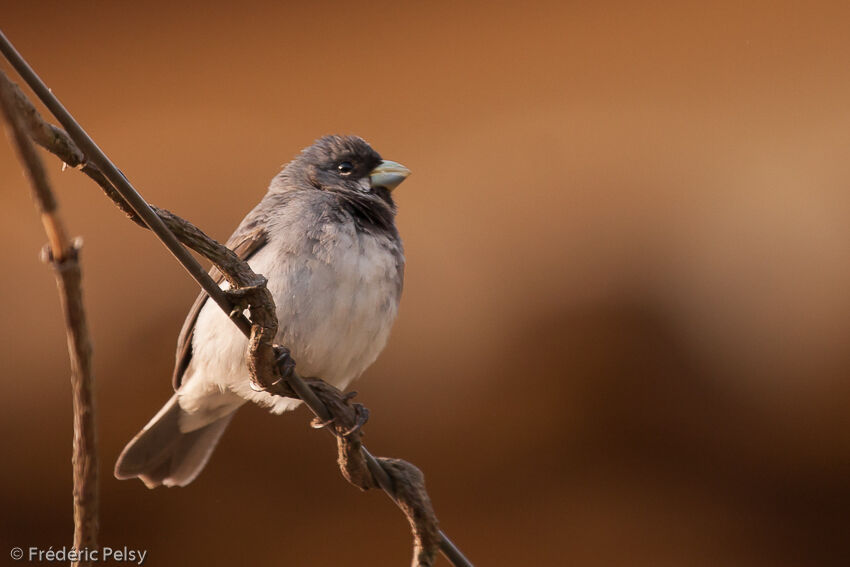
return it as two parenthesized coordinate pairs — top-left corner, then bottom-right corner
(114, 135), (410, 488)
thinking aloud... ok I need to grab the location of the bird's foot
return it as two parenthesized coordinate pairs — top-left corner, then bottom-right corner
(273, 345), (296, 380)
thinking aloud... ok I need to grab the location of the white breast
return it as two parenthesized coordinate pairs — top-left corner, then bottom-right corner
(180, 222), (402, 416)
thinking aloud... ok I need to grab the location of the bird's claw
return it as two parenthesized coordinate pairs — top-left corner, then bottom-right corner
(344, 403), (370, 437)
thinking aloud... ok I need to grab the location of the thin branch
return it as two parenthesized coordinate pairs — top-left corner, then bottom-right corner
(0, 72), (98, 566)
(1, 30), (472, 567)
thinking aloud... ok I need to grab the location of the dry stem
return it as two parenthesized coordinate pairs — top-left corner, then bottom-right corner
(0, 73), (98, 566)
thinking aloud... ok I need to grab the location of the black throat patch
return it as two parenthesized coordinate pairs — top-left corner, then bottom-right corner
(332, 190), (398, 238)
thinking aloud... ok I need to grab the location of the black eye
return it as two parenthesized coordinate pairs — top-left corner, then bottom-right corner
(337, 161), (354, 175)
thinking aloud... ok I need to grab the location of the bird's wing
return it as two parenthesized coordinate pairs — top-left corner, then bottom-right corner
(172, 225), (268, 390)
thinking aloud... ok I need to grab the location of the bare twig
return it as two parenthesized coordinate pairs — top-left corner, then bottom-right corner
(1, 29), (472, 567)
(0, 73), (98, 566)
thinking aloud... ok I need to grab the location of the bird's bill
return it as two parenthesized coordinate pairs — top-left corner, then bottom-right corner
(370, 160), (411, 191)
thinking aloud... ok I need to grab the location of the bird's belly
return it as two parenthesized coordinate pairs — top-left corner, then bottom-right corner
(183, 231), (401, 415)
(269, 241), (401, 386)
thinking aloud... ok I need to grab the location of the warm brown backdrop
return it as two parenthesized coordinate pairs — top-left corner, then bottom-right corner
(2, 2), (849, 566)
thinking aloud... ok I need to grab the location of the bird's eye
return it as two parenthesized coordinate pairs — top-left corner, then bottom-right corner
(337, 161), (354, 175)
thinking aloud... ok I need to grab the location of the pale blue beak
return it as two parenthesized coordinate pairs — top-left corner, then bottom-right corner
(369, 160), (411, 191)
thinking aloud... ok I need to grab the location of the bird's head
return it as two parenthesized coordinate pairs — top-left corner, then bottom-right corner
(275, 135), (411, 206)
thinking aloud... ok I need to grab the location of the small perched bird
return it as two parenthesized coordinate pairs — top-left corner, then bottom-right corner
(115, 135), (409, 488)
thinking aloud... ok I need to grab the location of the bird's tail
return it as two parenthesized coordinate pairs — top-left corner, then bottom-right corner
(114, 394), (235, 488)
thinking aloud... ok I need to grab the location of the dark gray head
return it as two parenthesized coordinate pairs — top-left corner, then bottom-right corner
(273, 135), (410, 207)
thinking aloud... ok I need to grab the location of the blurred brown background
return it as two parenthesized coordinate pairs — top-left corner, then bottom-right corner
(2, 2), (850, 565)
